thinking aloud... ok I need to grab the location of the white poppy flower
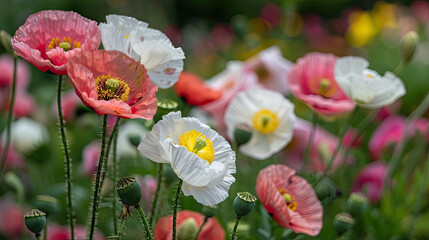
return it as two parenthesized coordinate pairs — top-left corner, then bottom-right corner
(138, 111), (236, 205)
(99, 14), (185, 89)
(334, 56), (406, 109)
(225, 88), (296, 160)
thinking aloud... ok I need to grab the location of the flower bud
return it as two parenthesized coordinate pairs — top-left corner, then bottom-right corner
(314, 177), (338, 202)
(178, 218), (198, 240)
(0, 30), (13, 55)
(333, 212), (354, 236)
(233, 192), (257, 217)
(346, 193), (369, 218)
(35, 195), (59, 215)
(233, 124), (252, 146)
(201, 205), (218, 218)
(400, 31), (418, 65)
(153, 99), (179, 123)
(24, 209), (46, 234)
(116, 177), (142, 207)
(128, 133), (141, 148)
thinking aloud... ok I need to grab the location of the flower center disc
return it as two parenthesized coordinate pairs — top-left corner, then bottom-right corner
(309, 77), (338, 98)
(278, 188), (298, 211)
(95, 74), (130, 101)
(252, 109), (279, 134)
(179, 130), (215, 164)
(48, 37), (81, 51)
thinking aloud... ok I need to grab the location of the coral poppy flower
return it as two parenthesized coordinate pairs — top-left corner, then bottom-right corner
(288, 52), (355, 118)
(66, 49), (158, 119)
(256, 164), (323, 236)
(174, 71), (222, 106)
(352, 161), (388, 202)
(12, 10), (101, 75)
(154, 210), (225, 240)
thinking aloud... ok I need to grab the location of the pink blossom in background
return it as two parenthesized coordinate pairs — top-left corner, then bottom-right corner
(0, 141), (25, 170)
(260, 3), (282, 27)
(256, 164), (323, 236)
(0, 199), (24, 239)
(374, 100), (401, 122)
(352, 161), (388, 202)
(59, 91), (81, 122)
(82, 141), (100, 177)
(209, 24), (235, 50)
(0, 54), (30, 89)
(46, 224), (103, 240)
(12, 10), (101, 75)
(288, 52), (355, 118)
(411, 1), (429, 23)
(1, 90), (35, 117)
(138, 175), (157, 211)
(163, 25), (183, 47)
(342, 128), (363, 149)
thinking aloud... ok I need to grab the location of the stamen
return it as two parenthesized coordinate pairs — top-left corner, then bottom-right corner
(252, 109), (279, 134)
(179, 130), (215, 164)
(48, 36), (81, 51)
(94, 74), (130, 101)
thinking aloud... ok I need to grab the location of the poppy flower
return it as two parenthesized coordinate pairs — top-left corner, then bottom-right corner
(288, 52), (355, 118)
(352, 161), (388, 202)
(174, 71), (222, 106)
(255, 164), (323, 236)
(154, 210), (225, 240)
(66, 49), (158, 119)
(0, 54), (30, 89)
(12, 10), (101, 75)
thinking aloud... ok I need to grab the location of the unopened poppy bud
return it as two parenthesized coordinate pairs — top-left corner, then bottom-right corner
(333, 212), (354, 236)
(153, 99), (179, 123)
(35, 195), (59, 215)
(233, 192), (257, 217)
(116, 177), (142, 207)
(202, 205), (218, 218)
(0, 30), (13, 55)
(346, 193), (369, 217)
(234, 124), (252, 146)
(400, 31), (418, 65)
(24, 209), (46, 234)
(178, 218), (198, 240)
(315, 177), (337, 201)
(128, 133), (141, 148)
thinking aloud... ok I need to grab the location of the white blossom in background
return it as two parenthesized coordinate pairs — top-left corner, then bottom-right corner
(116, 121), (147, 159)
(334, 56), (406, 109)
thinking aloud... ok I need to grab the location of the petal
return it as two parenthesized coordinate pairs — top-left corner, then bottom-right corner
(334, 56), (369, 79)
(105, 14), (149, 37)
(148, 59), (184, 88)
(99, 23), (141, 61)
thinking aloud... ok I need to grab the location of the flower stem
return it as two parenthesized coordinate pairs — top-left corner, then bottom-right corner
(231, 216), (241, 240)
(43, 217), (48, 240)
(118, 218), (125, 240)
(57, 74), (75, 240)
(303, 112), (318, 169)
(150, 163), (163, 227)
(100, 118), (121, 197)
(0, 55), (17, 175)
(172, 179), (183, 240)
(112, 127), (119, 235)
(193, 216), (208, 240)
(88, 115), (108, 240)
(137, 205), (153, 240)
(36, 233), (41, 240)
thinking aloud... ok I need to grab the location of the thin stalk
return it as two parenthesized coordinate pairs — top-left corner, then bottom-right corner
(109, 118), (121, 235)
(137, 205), (153, 240)
(172, 179), (183, 240)
(393, 62), (405, 75)
(193, 216), (208, 240)
(231, 216), (241, 240)
(57, 75), (75, 239)
(118, 218), (125, 240)
(43, 217), (48, 240)
(303, 112), (318, 169)
(0, 55), (17, 175)
(88, 115), (108, 240)
(36, 233), (41, 240)
(150, 163), (163, 227)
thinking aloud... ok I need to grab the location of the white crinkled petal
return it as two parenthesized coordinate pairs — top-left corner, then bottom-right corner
(132, 40), (185, 70)
(335, 56), (369, 79)
(224, 92), (258, 141)
(147, 58), (184, 88)
(99, 23), (141, 61)
(129, 28), (174, 47)
(182, 174), (236, 205)
(105, 14), (148, 37)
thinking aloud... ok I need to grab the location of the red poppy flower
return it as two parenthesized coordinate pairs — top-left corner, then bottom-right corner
(154, 210), (225, 240)
(66, 49), (157, 119)
(174, 72), (221, 106)
(255, 164), (323, 236)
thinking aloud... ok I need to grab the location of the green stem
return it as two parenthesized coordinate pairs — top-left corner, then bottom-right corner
(118, 218), (125, 240)
(393, 62), (405, 75)
(231, 216), (241, 240)
(137, 205), (153, 240)
(150, 163), (164, 227)
(172, 179), (183, 240)
(193, 216), (208, 240)
(112, 123), (119, 235)
(303, 112), (318, 169)
(0, 55), (17, 175)
(43, 217), (48, 240)
(88, 115), (108, 240)
(36, 233), (41, 240)
(57, 75), (75, 240)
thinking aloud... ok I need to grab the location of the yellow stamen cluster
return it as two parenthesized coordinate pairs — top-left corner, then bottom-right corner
(278, 188), (298, 211)
(179, 130), (215, 164)
(48, 37), (81, 51)
(252, 109), (279, 134)
(94, 74), (130, 101)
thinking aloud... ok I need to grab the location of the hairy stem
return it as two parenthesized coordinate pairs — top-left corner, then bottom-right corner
(231, 216), (241, 240)
(137, 205), (153, 240)
(172, 179), (183, 240)
(118, 218), (125, 240)
(150, 163), (163, 227)
(303, 112), (318, 169)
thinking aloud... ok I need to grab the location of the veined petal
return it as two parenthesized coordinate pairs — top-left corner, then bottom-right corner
(182, 174), (235, 205)
(105, 14), (148, 37)
(148, 59), (184, 88)
(99, 23), (141, 61)
(334, 56), (369, 78)
(132, 40), (185, 70)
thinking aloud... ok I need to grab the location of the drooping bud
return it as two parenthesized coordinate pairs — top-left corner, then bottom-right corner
(128, 133), (141, 148)
(35, 195), (59, 215)
(400, 31), (419, 65)
(178, 218), (198, 240)
(24, 209), (46, 234)
(116, 177), (142, 207)
(233, 192), (257, 217)
(0, 30), (13, 55)
(233, 124), (252, 146)
(202, 205), (218, 218)
(333, 212), (354, 236)
(153, 99), (179, 123)
(346, 192), (369, 218)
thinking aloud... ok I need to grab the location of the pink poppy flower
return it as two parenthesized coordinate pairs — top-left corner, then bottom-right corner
(0, 140), (25, 170)
(0, 199), (24, 239)
(352, 161), (388, 202)
(66, 49), (158, 119)
(82, 141), (100, 177)
(342, 128), (363, 149)
(138, 175), (157, 212)
(154, 210), (225, 240)
(256, 164), (323, 236)
(1, 90), (35, 117)
(288, 53), (355, 118)
(0, 54), (30, 89)
(12, 10), (101, 75)
(411, 1), (429, 23)
(46, 224), (103, 240)
(260, 3), (282, 27)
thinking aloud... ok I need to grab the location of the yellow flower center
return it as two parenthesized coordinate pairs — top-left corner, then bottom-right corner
(125, 35), (129, 39)
(365, 73), (374, 78)
(278, 188), (298, 211)
(95, 74), (130, 101)
(48, 37), (81, 52)
(252, 109), (279, 134)
(179, 130), (215, 164)
(309, 77), (338, 98)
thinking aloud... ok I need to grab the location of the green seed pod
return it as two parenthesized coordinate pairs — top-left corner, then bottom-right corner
(24, 209), (46, 234)
(178, 218), (198, 240)
(116, 177), (142, 207)
(153, 99), (179, 123)
(333, 212), (354, 236)
(35, 195), (59, 215)
(128, 133), (141, 148)
(346, 193), (369, 218)
(233, 124), (252, 146)
(0, 30), (13, 55)
(314, 177), (337, 201)
(201, 205), (218, 218)
(233, 192), (257, 217)
(400, 31), (419, 65)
